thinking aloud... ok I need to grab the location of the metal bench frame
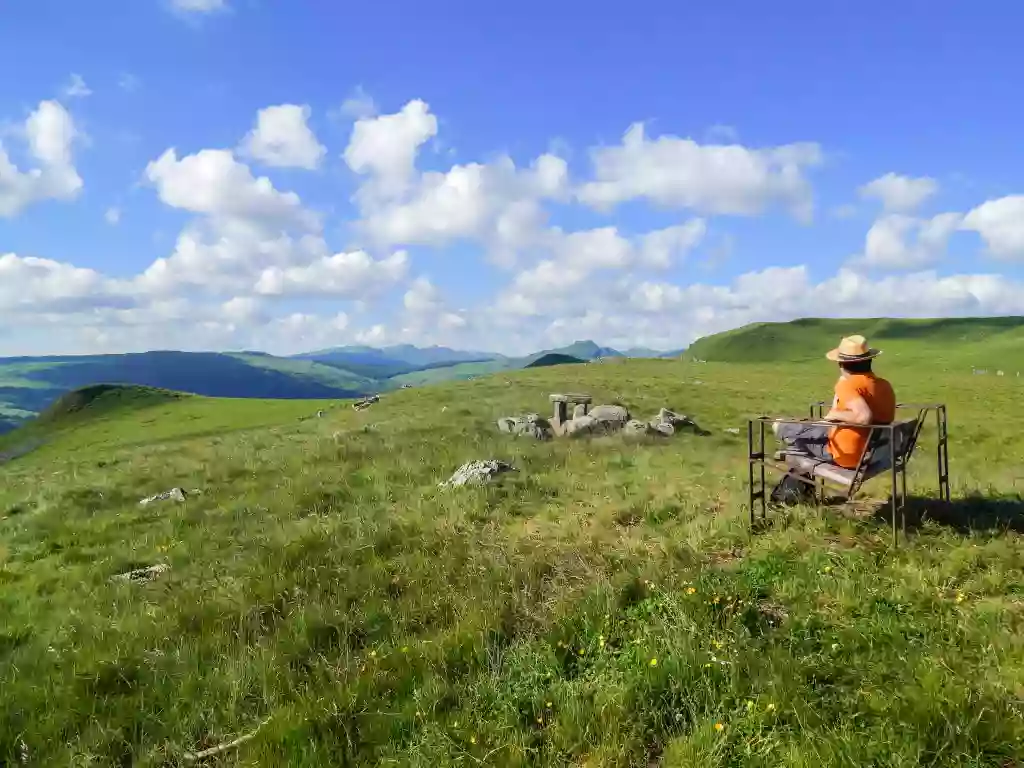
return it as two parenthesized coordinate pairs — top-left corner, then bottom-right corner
(747, 402), (949, 545)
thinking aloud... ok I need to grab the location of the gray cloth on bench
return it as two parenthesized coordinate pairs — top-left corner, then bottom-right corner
(775, 422), (833, 461)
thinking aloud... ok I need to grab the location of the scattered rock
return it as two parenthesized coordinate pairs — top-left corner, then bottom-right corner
(402, 384), (413, 389)
(589, 404), (630, 424)
(623, 419), (658, 437)
(649, 421), (677, 437)
(497, 413), (553, 440)
(353, 394), (380, 410)
(113, 563), (170, 584)
(139, 488), (187, 506)
(563, 414), (598, 437)
(440, 459), (517, 488)
(724, 427), (741, 435)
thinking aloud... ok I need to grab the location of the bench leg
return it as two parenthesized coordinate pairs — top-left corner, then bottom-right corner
(890, 442), (899, 547)
(747, 420), (768, 529)
(936, 405), (950, 503)
(747, 421), (756, 529)
(759, 421), (766, 521)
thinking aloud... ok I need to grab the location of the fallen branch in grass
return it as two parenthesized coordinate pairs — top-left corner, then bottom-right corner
(183, 716), (272, 762)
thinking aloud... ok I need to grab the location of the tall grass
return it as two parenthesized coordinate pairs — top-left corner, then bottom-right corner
(1, 360), (1023, 765)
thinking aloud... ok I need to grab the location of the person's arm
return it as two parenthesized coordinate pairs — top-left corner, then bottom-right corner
(825, 385), (873, 425)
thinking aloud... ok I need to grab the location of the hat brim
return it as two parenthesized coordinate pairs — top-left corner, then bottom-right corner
(826, 347), (882, 362)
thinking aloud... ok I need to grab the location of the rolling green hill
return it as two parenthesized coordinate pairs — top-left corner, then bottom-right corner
(0, 341), (667, 436)
(2, 358), (1024, 764)
(686, 317), (1024, 371)
(0, 352), (366, 436)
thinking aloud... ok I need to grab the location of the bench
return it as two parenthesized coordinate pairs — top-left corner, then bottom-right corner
(747, 402), (950, 545)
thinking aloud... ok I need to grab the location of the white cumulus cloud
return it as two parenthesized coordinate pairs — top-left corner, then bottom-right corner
(859, 172), (938, 213)
(240, 104), (325, 170)
(961, 195), (1024, 260)
(144, 147), (318, 228)
(577, 123), (822, 221)
(0, 100), (83, 217)
(344, 99), (438, 198)
(0, 253), (128, 314)
(254, 250), (408, 299)
(855, 212), (963, 270)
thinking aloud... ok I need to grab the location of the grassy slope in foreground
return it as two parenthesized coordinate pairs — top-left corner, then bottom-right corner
(686, 316), (1024, 369)
(2, 360), (1024, 765)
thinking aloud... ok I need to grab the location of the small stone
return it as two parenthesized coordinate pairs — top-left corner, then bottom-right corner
(112, 563), (170, 583)
(139, 488), (187, 506)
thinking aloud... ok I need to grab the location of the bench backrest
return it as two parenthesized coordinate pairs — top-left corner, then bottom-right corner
(860, 419), (920, 474)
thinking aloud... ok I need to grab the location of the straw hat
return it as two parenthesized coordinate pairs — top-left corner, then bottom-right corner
(825, 334), (882, 362)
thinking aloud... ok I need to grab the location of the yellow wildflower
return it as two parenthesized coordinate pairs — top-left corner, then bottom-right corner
(686, 587), (696, 595)
(767, 703), (776, 712)
(714, 722), (725, 732)
(470, 736), (477, 744)
(956, 592), (965, 603)
(546, 701), (552, 708)
(369, 650), (377, 658)
(401, 646), (409, 653)
(713, 596), (721, 604)
(649, 658), (658, 666)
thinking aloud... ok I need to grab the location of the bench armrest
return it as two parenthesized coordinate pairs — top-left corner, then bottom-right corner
(750, 416), (901, 431)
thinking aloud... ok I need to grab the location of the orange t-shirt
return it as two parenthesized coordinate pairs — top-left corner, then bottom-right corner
(827, 373), (896, 468)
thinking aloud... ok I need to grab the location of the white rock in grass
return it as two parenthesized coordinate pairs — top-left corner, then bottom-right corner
(112, 563), (170, 583)
(139, 487), (187, 506)
(440, 460), (517, 488)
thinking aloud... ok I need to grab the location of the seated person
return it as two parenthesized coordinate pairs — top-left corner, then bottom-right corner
(773, 335), (896, 469)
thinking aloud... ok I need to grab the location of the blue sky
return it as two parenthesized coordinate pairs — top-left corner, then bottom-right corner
(3, 0), (1024, 356)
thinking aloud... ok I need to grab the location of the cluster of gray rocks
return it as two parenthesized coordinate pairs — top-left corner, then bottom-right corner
(497, 393), (704, 441)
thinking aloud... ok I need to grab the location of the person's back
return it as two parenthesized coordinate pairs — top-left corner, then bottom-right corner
(827, 371), (896, 468)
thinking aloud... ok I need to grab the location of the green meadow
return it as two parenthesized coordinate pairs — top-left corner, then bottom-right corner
(2, 344), (1024, 765)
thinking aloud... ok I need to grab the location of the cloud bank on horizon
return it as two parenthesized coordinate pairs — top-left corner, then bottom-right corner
(2, 1), (1024, 357)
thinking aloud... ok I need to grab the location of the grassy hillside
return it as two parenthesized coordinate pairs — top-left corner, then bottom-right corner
(0, 341), (675, 437)
(0, 351), (368, 435)
(2, 358), (1024, 765)
(686, 316), (1024, 371)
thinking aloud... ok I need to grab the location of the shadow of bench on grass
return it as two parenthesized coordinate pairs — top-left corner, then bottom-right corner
(869, 494), (1024, 536)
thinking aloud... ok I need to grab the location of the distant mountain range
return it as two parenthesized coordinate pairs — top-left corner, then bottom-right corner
(0, 340), (679, 435)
